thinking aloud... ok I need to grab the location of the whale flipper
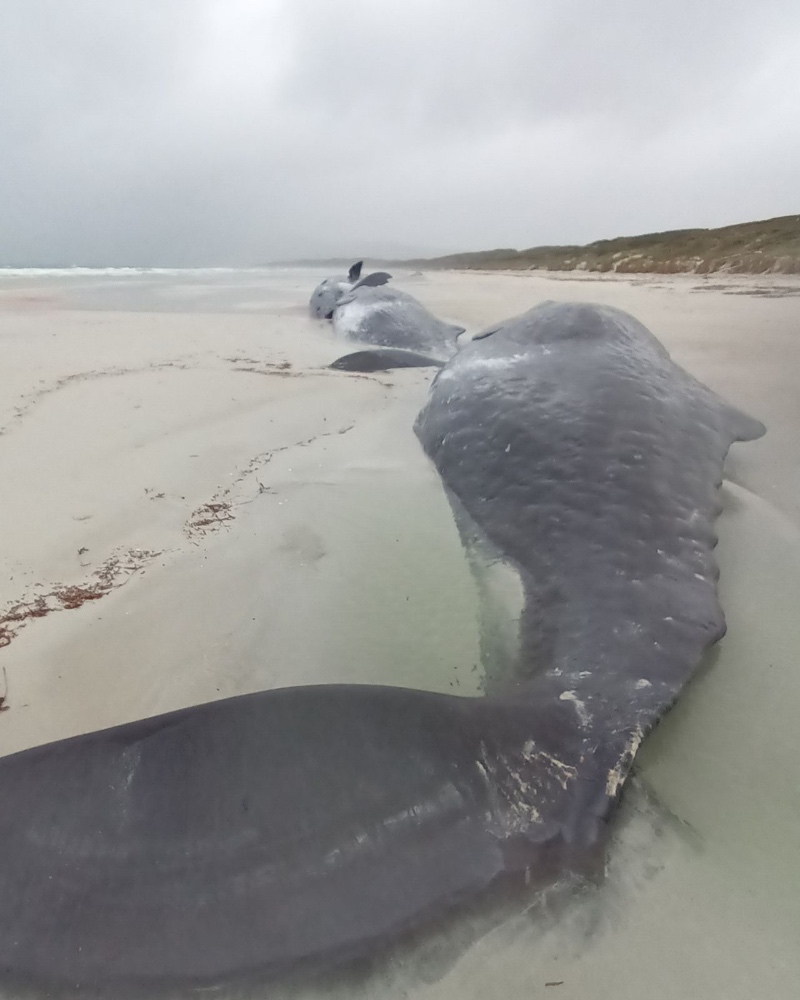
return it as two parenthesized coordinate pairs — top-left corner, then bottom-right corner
(352, 270), (393, 290)
(330, 348), (445, 372)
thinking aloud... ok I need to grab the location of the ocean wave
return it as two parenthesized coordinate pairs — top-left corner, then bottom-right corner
(0, 266), (279, 278)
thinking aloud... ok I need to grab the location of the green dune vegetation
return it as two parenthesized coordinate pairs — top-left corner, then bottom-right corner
(405, 214), (800, 275)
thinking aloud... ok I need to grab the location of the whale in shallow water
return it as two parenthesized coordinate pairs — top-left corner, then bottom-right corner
(0, 301), (765, 995)
(414, 298), (765, 767)
(0, 685), (584, 994)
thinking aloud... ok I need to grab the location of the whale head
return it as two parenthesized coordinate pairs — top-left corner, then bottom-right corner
(309, 262), (392, 320)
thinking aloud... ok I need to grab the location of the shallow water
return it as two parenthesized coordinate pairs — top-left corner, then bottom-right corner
(0, 266), (798, 998)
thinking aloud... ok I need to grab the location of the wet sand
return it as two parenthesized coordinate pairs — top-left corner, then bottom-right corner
(0, 266), (798, 998)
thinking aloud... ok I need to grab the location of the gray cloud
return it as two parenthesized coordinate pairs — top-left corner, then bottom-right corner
(1, 0), (799, 265)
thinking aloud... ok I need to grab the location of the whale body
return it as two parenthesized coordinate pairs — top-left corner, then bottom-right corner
(332, 286), (464, 360)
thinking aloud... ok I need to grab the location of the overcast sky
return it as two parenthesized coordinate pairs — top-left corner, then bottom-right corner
(2, 0), (799, 265)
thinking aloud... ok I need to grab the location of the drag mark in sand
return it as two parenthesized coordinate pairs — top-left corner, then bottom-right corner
(0, 360), (198, 437)
(184, 423), (356, 539)
(2, 355), (353, 438)
(228, 359), (296, 377)
(227, 357), (394, 388)
(185, 500), (236, 536)
(0, 548), (161, 659)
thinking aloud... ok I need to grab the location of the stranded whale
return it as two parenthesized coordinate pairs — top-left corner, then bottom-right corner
(308, 261), (392, 320)
(310, 264), (464, 369)
(415, 299), (766, 786)
(331, 285), (464, 361)
(0, 301), (765, 994)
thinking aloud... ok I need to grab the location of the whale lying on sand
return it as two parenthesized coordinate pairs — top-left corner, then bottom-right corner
(0, 301), (764, 995)
(308, 260), (392, 320)
(310, 265), (464, 369)
(331, 285), (465, 362)
(415, 299), (766, 786)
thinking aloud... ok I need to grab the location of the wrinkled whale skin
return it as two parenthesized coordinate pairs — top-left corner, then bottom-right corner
(415, 299), (765, 760)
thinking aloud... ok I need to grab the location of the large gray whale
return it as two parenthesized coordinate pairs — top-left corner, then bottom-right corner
(308, 260), (392, 320)
(0, 301), (764, 995)
(331, 285), (465, 361)
(414, 300), (765, 757)
(310, 264), (464, 367)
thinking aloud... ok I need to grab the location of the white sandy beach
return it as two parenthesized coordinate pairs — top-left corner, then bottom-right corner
(0, 266), (799, 999)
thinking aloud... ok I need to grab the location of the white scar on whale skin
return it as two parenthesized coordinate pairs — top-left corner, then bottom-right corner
(335, 298), (394, 338)
(437, 353), (528, 380)
(559, 690), (592, 728)
(521, 741), (578, 791)
(605, 726), (644, 797)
